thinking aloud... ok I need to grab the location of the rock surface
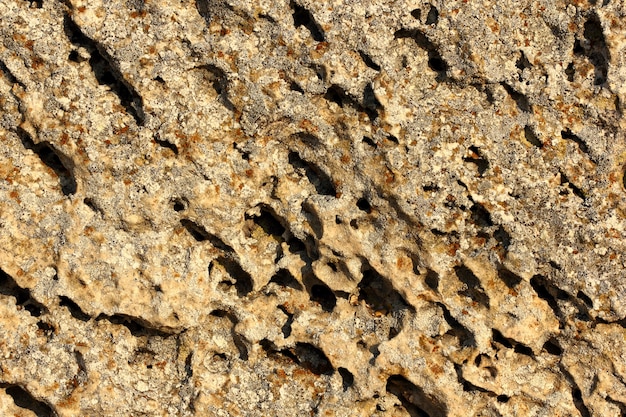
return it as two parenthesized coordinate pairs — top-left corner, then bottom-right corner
(1, 0), (625, 416)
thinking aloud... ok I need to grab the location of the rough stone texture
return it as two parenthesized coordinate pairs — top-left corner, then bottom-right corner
(0, 0), (625, 416)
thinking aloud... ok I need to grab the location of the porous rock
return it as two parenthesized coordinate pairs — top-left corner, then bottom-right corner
(0, 0), (625, 416)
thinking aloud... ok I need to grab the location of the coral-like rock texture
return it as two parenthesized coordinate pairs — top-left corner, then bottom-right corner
(1, 0), (626, 416)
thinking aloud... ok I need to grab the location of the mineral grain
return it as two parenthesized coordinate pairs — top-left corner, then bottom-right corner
(0, 0), (625, 416)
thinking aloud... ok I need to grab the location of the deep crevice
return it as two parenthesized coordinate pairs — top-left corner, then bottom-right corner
(288, 151), (336, 196)
(359, 51), (381, 71)
(63, 15), (145, 125)
(394, 29), (448, 78)
(211, 310), (249, 360)
(454, 265), (490, 308)
(0, 268), (47, 317)
(302, 274), (336, 312)
(358, 262), (413, 317)
(386, 375), (446, 417)
(59, 295), (91, 322)
(500, 82), (531, 112)
(95, 313), (175, 338)
(290, 1), (325, 42)
(213, 257), (254, 296)
(16, 127), (77, 195)
(1, 384), (57, 417)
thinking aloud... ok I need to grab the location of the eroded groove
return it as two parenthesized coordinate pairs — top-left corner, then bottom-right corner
(63, 15), (145, 125)
(559, 171), (586, 200)
(463, 146), (489, 176)
(1, 384), (58, 417)
(561, 129), (594, 162)
(181, 219), (235, 252)
(580, 12), (610, 85)
(454, 265), (490, 308)
(497, 268), (522, 289)
(0, 58), (25, 88)
(0, 268), (47, 317)
(289, 1), (325, 42)
(244, 205), (286, 239)
(154, 135), (179, 155)
(288, 151), (336, 196)
(524, 125), (543, 147)
(491, 329), (533, 357)
(559, 364), (592, 417)
(269, 269), (303, 290)
(500, 82), (531, 112)
(386, 375), (447, 417)
(358, 262), (413, 316)
(59, 295), (91, 322)
(394, 29), (448, 77)
(303, 273), (336, 312)
(359, 51), (381, 71)
(16, 127), (77, 195)
(95, 313), (175, 338)
(291, 343), (334, 375)
(437, 302), (476, 347)
(214, 257), (254, 296)
(200, 64), (235, 110)
(211, 310), (249, 360)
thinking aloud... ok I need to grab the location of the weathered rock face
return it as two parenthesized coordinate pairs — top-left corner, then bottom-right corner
(1, 0), (625, 415)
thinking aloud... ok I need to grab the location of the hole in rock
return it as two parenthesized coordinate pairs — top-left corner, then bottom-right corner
(172, 198), (187, 212)
(454, 265), (490, 308)
(269, 269), (303, 291)
(290, 1), (325, 42)
(303, 274), (336, 312)
(470, 203), (493, 228)
(425, 5), (439, 25)
(463, 145), (489, 176)
(577, 290), (593, 307)
(154, 136), (179, 155)
(565, 62), (575, 82)
(543, 339), (563, 355)
(291, 343), (334, 375)
(387, 375), (446, 417)
(17, 128), (76, 195)
(524, 125), (543, 147)
(356, 197), (372, 213)
(59, 296), (91, 321)
(497, 268), (522, 288)
(359, 51), (381, 71)
(338, 367), (354, 391)
(288, 151), (336, 196)
(424, 269), (439, 291)
(278, 305), (294, 338)
(245, 206), (285, 238)
(0, 268), (46, 317)
(3, 385), (56, 417)
(358, 264), (412, 316)
(493, 226), (511, 250)
(213, 258), (253, 297)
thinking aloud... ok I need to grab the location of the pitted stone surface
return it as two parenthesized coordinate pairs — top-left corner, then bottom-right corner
(1, 0), (625, 416)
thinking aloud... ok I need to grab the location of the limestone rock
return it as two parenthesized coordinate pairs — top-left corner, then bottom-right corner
(0, 0), (625, 416)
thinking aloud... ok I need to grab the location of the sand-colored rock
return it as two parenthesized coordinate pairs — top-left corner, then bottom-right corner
(1, 0), (625, 415)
